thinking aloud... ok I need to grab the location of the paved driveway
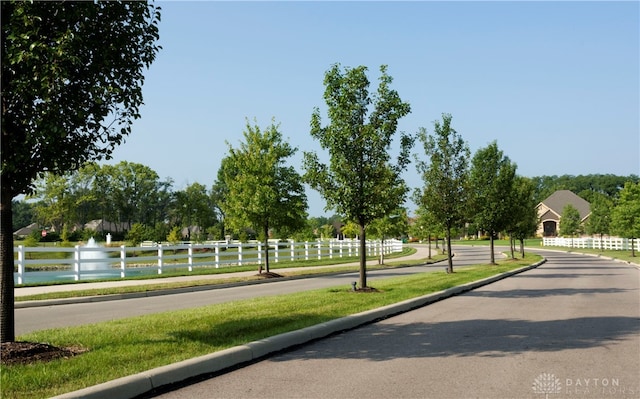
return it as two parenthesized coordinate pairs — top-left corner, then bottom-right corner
(151, 250), (640, 399)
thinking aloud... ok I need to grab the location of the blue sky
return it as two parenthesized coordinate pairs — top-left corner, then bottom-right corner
(107, 1), (640, 217)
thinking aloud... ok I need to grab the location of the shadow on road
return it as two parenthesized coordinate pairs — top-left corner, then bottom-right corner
(273, 316), (639, 361)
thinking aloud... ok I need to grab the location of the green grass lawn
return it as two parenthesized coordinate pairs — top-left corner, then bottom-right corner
(3, 253), (540, 399)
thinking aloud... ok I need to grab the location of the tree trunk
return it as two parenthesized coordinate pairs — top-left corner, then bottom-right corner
(359, 223), (367, 288)
(632, 238), (636, 258)
(599, 233), (604, 252)
(1, 191), (16, 343)
(263, 223), (270, 273)
(427, 233), (432, 259)
(519, 238), (525, 258)
(509, 236), (515, 260)
(446, 226), (453, 274)
(489, 233), (496, 264)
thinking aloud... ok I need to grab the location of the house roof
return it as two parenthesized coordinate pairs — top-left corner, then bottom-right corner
(14, 222), (39, 236)
(538, 190), (591, 221)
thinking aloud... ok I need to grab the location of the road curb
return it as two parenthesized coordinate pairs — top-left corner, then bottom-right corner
(50, 258), (545, 399)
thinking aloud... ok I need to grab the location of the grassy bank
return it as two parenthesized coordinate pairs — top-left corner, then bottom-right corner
(3, 253), (540, 399)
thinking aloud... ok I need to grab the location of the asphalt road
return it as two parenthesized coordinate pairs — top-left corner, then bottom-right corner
(150, 249), (640, 399)
(16, 245), (498, 335)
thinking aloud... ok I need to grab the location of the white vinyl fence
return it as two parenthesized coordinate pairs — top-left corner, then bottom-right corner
(14, 239), (403, 284)
(542, 236), (639, 251)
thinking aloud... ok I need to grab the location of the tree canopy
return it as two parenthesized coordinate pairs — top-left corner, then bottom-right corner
(611, 182), (640, 257)
(468, 141), (517, 264)
(1, 1), (161, 343)
(415, 114), (469, 273)
(303, 64), (413, 288)
(220, 119), (308, 272)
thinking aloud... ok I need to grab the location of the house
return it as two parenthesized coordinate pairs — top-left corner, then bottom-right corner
(84, 219), (130, 233)
(536, 190), (591, 237)
(13, 222), (40, 238)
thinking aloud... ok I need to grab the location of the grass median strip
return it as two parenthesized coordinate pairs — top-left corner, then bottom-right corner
(3, 253), (540, 399)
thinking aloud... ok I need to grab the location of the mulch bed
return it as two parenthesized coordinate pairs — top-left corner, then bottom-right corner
(1, 341), (88, 366)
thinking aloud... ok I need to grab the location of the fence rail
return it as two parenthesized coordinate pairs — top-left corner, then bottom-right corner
(542, 236), (639, 250)
(14, 239), (403, 284)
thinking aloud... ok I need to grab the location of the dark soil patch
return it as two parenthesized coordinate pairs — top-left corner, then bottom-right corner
(1, 341), (88, 366)
(353, 286), (381, 293)
(256, 271), (283, 278)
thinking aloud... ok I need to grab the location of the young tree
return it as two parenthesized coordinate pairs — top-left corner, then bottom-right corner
(303, 64), (413, 289)
(415, 114), (470, 273)
(559, 204), (582, 242)
(468, 141), (517, 264)
(611, 182), (640, 257)
(506, 176), (538, 258)
(585, 192), (612, 251)
(1, 1), (161, 342)
(220, 119), (308, 273)
(368, 209), (408, 265)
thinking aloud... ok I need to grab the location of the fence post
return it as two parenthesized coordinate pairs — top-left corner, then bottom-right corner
(238, 243), (243, 266)
(317, 241), (322, 260)
(16, 245), (25, 284)
(215, 242), (220, 268)
(119, 245), (126, 278)
(74, 245), (81, 281)
(188, 244), (193, 272)
(290, 240), (295, 261)
(258, 242), (262, 265)
(305, 242), (309, 260)
(329, 240), (333, 259)
(157, 244), (164, 274)
(119, 245), (127, 277)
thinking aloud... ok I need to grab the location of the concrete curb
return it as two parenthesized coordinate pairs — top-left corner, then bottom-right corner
(51, 258), (546, 399)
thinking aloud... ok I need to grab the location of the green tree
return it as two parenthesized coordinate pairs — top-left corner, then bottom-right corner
(506, 176), (538, 258)
(173, 183), (217, 240)
(11, 200), (35, 230)
(559, 204), (582, 241)
(368, 209), (408, 265)
(303, 64), (413, 288)
(211, 156), (236, 240)
(415, 114), (470, 273)
(220, 119), (308, 273)
(126, 223), (150, 247)
(611, 182), (640, 257)
(585, 192), (613, 251)
(1, 1), (161, 342)
(30, 173), (74, 233)
(468, 141), (517, 264)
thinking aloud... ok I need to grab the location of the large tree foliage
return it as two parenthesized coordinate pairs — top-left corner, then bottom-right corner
(1, 1), (161, 343)
(415, 114), (470, 273)
(220, 120), (308, 273)
(611, 182), (640, 257)
(468, 141), (517, 264)
(531, 174), (639, 203)
(303, 64), (413, 289)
